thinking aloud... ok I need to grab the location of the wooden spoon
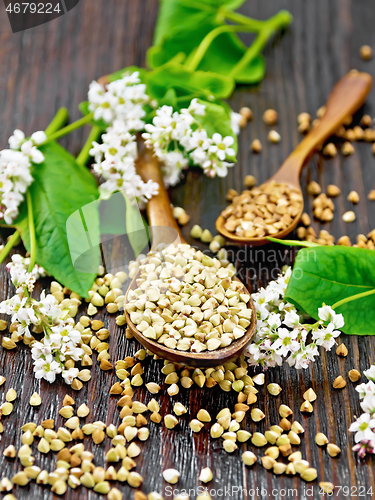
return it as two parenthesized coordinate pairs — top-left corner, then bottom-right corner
(216, 70), (373, 246)
(123, 142), (257, 367)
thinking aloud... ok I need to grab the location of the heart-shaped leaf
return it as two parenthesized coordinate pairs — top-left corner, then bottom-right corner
(285, 246), (375, 335)
(15, 142), (100, 297)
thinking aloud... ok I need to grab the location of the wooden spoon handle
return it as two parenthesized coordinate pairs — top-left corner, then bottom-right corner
(273, 70), (373, 183)
(136, 141), (185, 248)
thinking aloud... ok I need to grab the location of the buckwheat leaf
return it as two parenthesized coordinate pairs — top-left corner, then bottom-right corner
(152, 0), (219, 48)
(15, 142), (100, 297)
(146, 63), (235, 101)
(194, 99), (237, 158)
(148, 0), (265, 83)
(199, 51), (266, 85)
(285, 246), (375, 335)
(157, 88), (178, 108)
(149, 0), (245, 66)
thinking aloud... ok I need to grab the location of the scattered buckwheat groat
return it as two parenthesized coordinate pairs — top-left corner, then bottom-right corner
(359, 45), (373, 60)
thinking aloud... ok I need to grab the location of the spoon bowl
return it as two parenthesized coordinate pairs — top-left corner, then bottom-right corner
(124, 273), (256, 368)
(216, 70), (373, 246)
(124, 142), (257, 367)
(216, 191), (304, 246)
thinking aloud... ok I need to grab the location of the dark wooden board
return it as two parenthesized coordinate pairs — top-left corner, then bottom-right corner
(0, 1), (374, 499)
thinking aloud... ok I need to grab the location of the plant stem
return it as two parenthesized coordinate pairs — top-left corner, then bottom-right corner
(76, 125), (103, 166)
(45, 108), (69, 136)
(228, 30), (269, 78)
(26, 191), (36, 272)
(0, 231), (21, 266)
(229, 11), (293, 78)
(266, 237), (321, 248)
(186, 9), (292, 73)
(39, 113), (94, 146)
(186, 24), (254, 72)
(332, 289), (375, 310)
(222, 8), (292, 32)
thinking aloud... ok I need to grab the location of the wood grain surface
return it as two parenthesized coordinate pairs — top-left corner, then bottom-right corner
(0, 1), (374, 499)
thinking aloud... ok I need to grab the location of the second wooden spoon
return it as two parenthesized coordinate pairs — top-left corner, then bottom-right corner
(216, 70), (373, 246)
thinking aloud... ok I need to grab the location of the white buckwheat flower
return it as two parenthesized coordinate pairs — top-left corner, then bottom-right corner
(0, 130), (45, 224)
(364, 365), (375, 382)
(8, 129), (26, 150)
(318, 304), (344, 329)
(349, 362), (375, 457)
(90, 120), (158, 204)
(0, 258), (85, 386)
(349, 413), (375, 443)
(142, 100), (237, 186)
(62, 367), (80, 385)
(246, 267), (344, 369)
(208, 133), (235, 161)
(88, 71), (149, 130)
(6, 253), (48, 283)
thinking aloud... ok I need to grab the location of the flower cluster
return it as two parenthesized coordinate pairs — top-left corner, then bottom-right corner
(6, 253), (48, 282)
(88, 72), (240, 191)
(90, 120), (159, 204)
(0, 129), (46, 224)
(246, 267), (344, 369)
(0, 261), (84, 385)
(349, 365), (375, 457)
(142, 100), (236, 186)
(88, 71), (150, 130)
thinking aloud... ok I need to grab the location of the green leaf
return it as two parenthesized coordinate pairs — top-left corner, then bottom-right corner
(152, 0), (218, 48)
(15, 142), (100, 297)
(159, 88), (178, 108)
(195, 99), (237, 157)
(124, 194), (150, 257)
(148, 0), (265, 84)
(149, 1), (292, 84)
(199, 49), (265, 84)
(146, 63), (235, 102)
(285, 246), (375, 335)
